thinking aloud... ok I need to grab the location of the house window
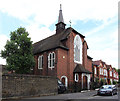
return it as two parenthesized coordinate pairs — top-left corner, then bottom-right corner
(94, 67), (97, 75)
(114, 73), (116, 78)
(75, 73), (79, 82)
(100, 68), (103, 75)
(74, 35), (82, 64)
(48, 52), (55, 68)
(104, 69), (106, 76)
(106, 70), (107, 76)
(38, 55), (43, 69)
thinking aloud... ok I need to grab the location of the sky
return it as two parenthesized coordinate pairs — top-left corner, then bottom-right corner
(0, 0), (119, 69)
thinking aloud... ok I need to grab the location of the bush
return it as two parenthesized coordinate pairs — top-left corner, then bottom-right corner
(109, 80), (112, 85)
(113, 81), (117, 85)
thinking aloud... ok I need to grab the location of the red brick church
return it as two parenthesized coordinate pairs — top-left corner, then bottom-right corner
(33, 5), (93, 90)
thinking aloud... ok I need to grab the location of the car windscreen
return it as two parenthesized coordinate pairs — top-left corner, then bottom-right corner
(101, 86), (112, 89)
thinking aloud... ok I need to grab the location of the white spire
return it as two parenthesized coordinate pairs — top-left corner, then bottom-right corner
(58, 4), (64, 23)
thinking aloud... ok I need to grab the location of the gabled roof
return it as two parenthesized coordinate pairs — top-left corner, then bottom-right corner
(33, 27), (85, 55)
(106, 65), (112, 70)
(92, 60), (101, 66)
(73, 64), (92, 74)
(87, 55), (93, 60)
(83, 40), (89, 49)
(92, 60), (105, 66)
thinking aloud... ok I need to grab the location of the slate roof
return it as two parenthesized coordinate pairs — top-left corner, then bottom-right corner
(73, 64), (92, 74)
(92, 60), (105, 66)
(92, 60), (100, 66)
(87, 55), (93, 60)
(106, 65), (111, 69)
(33, 27), (85, 55)
(58, 4), (64, 23)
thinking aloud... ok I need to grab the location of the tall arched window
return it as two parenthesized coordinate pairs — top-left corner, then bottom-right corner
(74, 35), (82, 64)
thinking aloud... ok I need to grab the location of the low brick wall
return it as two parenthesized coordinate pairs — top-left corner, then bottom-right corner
(2, 74), (58, 98)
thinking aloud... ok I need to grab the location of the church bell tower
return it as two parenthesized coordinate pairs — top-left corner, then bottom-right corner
(56, 4), (66, 34)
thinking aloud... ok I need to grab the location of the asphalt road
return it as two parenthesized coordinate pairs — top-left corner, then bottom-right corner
(2, 90), (119, 101)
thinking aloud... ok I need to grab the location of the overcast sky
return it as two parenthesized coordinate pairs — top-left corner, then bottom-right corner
(0, 0), (119, 68)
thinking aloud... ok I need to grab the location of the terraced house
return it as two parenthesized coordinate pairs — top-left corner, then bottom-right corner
(33, 5), (93, 90)
(93, 60), (119, 85)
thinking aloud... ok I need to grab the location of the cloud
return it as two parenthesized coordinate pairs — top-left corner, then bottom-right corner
(0, 34), (9, 65)
(85, 16), (117, 37)
(87, 29), (118, 68)
(26, 23), (55, 43)
(0, 0), (118, 27)
(88, 48), (118, 68)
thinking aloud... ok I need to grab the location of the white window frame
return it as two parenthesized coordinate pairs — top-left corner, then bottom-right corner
(94, 67), (97, 75)
(74, 35), (82, 64)
(104, 69), (105, 76)
(75, 73), (79, 82)
(48, 52), (55, 69)
(102, 68), (103, 75)
(110, 71), (112, 77)
(114, 73), (116, 78)
(106, 70), (107, 76)
(38, 55), (43, 69)
(104, 69), (107, 76)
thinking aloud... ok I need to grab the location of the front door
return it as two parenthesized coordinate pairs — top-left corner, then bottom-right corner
(83, 75), (87, 90)
(61, 77), (65, 85)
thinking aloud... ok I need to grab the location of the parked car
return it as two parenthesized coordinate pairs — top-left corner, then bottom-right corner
(97, 85), (117, 96)
(58, 80), (66, 93)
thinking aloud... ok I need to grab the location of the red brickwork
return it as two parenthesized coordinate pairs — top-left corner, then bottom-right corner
(33, 29), (93, 89)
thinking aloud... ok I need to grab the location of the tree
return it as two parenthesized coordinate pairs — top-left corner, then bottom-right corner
(1, 27), (35, 74)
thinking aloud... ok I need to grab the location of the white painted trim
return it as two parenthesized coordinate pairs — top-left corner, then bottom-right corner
(74, 35), (82, 64)
(82, 73), (91, 90)
(48, 52), (55, 69)
(75, 73), (79, 82)
(38, 55), (43, 69)
(61, 76), (68, 88)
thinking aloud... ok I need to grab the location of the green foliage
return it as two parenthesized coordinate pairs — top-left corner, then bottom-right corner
(1, 27), (35, 74)
(91, 77), (100, 89)
(118, 69), (120, 75)
(119, 75), (120, 82)
(109, 80), (112, 85)
(100, 79), (104, 86)
(113, 81), (117, 85)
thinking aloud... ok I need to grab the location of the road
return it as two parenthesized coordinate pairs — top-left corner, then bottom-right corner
(2, 90), (119, 101)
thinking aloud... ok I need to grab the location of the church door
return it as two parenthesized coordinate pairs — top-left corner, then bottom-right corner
(61, 78), (65, 85)
(83, 75), (88, 90)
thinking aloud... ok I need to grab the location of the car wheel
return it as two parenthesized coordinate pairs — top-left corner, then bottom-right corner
(111, 92), (113, 96)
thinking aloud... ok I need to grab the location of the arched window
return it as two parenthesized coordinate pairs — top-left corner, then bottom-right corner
(74, 35), (82, 64)
(75, 73), (79, 82)
(94, 67), (97, 74)
(48, 52), (55, 68)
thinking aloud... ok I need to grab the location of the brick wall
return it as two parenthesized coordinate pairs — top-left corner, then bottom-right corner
(34, 50), (57, 76)
(2, 74), (57, 98)
(57, 48), (68, 79)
